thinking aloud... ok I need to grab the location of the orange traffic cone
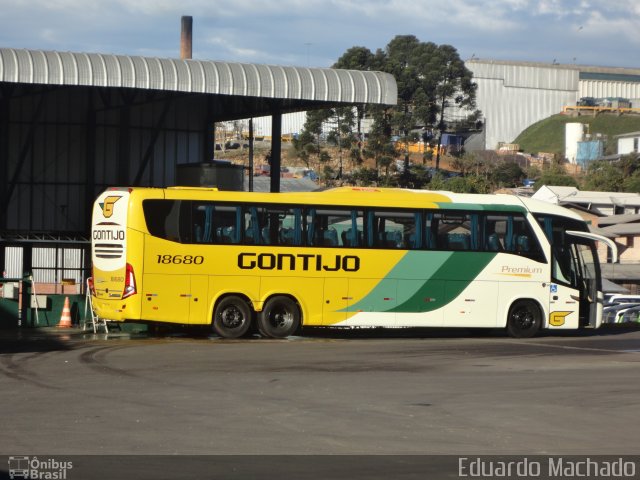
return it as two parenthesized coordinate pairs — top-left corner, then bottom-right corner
(58, 296), (72, 328)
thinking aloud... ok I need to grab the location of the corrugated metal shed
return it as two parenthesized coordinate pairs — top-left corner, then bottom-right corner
(0, 48), (397, 106)
(0, 47), (398, 290)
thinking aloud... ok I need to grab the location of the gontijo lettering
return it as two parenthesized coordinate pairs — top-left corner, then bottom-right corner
(93, 229), (125, 240)
(238, 252), (360, 272)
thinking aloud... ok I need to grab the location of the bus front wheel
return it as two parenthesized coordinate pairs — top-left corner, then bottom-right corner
(258, 296), (300, 338)
(507, 300), (541, 338)
(213, 296), (252, 339)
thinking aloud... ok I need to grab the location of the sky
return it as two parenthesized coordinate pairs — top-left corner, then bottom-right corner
(1, 0), (639, 70)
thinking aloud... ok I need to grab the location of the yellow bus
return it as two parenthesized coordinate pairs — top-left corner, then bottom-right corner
(90, 186), (616, 339)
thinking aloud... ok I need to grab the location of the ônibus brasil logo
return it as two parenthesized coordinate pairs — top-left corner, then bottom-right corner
(8, 456), (73, 479)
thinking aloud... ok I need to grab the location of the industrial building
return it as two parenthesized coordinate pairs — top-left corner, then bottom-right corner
(465, 59), (640, 151)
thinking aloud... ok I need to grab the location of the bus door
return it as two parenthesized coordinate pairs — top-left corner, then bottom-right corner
(549, 237), (602, 329)
(566, 231), (617, 329)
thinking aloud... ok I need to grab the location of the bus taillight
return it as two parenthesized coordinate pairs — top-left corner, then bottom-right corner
(88, 275), (95, 296)
(122, 263), (137, 299)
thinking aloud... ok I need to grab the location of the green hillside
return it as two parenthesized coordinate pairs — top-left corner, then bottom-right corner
(514, 113), (640, 156)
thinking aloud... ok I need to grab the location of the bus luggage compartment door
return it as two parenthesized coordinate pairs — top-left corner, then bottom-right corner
(142, 273), (191, 323)
(322, 278), (349, 326)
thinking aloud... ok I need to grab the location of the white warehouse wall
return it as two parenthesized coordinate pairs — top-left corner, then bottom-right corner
(465, 60), (640, 152)
(465, 60), (579, 150)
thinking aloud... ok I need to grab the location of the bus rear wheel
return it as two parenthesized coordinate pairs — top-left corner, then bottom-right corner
(258, 296), (300, 338)
(507, 300), (541, 338)
(213, 296), (252, 339)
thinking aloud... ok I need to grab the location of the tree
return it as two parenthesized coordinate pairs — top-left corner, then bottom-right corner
(382, 37), (477, 173)
(622, 172), (640, 193)
(582, 160), (624, 191)
(490, 161), (525, 188)
(362, 106), (395, 179)
(333, 46), (379, 160)
(293, 109), (331, 171)
(426, 173), (490, 193)
(298, 36), (479, 185)
(346, 167), (379, 186)
(534, 163), (579, 189)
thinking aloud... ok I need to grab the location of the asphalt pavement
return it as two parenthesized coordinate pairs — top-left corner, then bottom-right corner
(1, 325), (639, 478)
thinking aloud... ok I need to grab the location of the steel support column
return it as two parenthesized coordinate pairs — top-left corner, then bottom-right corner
(133, 97), (174, 185)
(270, 113), (282, 193)
(0, 85), (10, 231)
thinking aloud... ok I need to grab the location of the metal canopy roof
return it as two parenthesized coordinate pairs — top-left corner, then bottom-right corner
(0, 47), (397, 108)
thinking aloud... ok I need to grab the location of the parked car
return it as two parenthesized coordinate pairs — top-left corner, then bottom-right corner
(620, 305), (640, 324)
(603, 303), (640, 323)
(606, 294), (640, 305)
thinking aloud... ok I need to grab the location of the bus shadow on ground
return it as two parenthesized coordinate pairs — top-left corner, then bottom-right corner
(0, 327), (75, 354)
(142, 324), (638, 341)
(20, 322), (634, 344)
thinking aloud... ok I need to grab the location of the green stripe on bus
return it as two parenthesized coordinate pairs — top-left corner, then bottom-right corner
(341, 251), (496, 313)
(391, 251), (496, 312)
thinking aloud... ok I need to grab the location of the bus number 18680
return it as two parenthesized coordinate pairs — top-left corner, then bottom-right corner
(156, 254), (204, 265)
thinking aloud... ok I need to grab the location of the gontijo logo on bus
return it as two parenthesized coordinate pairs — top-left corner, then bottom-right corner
(99, 195), (121, 218)
(238, 252), (360, 272)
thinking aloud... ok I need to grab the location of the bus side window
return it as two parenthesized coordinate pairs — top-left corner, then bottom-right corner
(341, 228), (362, 247)
(210, 205), (241, 244)
(369, 210), (411, 249)
(280, 228), (294, 245)
(486, 213), (544, 261)
(217, 226), (235, 244)
(435, 212), (473, 251)
(244, 207), (266, 245)
(516, 235), (530, 252)
(425, 212), (438, 249)
(277, 208), (300, 246)
(306, 208), (356, 248)
(192, 205), (205, 243)
(259, 226), (270, 244)
(323, 228), (339, 246)
(190, 203), (216, 243)
(163, 200), (183, 242)
(486, 233), (502, 251)
(447, 233), (470, 250)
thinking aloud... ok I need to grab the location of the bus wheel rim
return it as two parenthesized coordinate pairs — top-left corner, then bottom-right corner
(269, 307), (293, 329)
(220, 306), (245, 329)
(514, 308), (534, 329)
